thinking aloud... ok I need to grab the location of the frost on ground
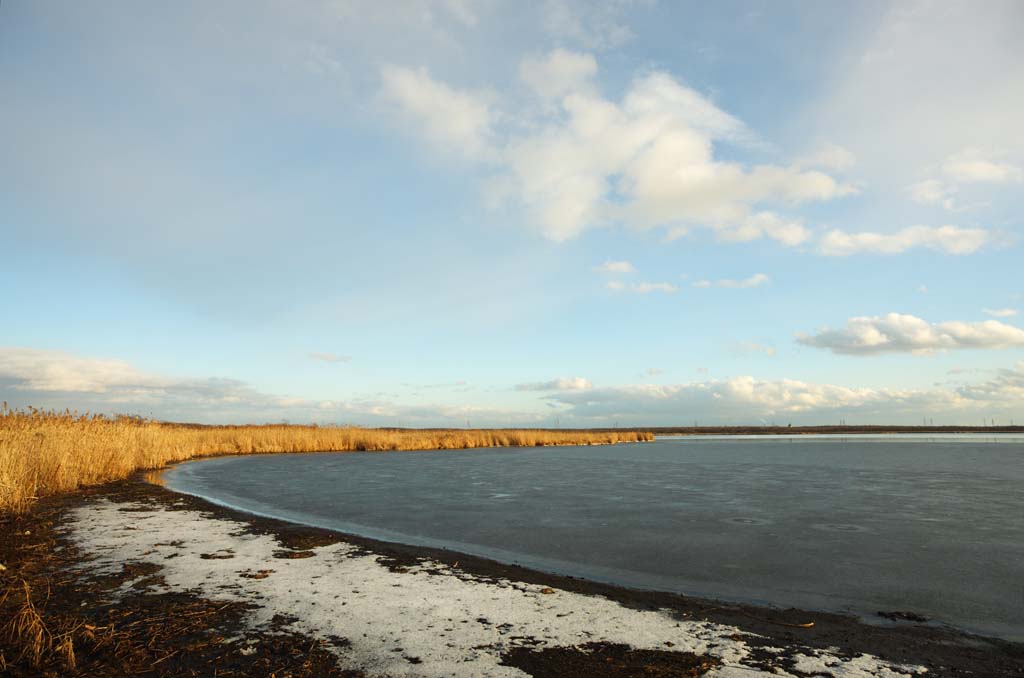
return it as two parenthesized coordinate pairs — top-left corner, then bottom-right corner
(64, 499), (927, 677)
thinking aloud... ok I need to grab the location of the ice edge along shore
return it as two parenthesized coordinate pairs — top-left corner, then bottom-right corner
(63, 496), (927, 677)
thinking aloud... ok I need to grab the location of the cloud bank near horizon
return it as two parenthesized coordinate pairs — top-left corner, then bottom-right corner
(2, 347), (1021, 427)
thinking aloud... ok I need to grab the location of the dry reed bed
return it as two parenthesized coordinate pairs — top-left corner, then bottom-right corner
(0, 408), (653, 514)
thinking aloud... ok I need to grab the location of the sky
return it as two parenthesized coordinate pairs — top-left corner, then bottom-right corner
(2, 0), (1023, 427)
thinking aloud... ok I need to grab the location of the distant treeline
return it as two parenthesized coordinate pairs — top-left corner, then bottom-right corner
(608, 425), (1024, 435)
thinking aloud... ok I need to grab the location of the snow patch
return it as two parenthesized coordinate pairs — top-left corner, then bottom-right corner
(63, 499), (927, 677)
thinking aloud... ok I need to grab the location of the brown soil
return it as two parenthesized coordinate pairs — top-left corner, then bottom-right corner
(2, 476), (1023, 677)
(0, 488), (360, 677)
(501, 641), (720, 677)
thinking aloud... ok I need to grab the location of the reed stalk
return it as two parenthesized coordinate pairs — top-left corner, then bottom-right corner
(0, 406), (652, 514)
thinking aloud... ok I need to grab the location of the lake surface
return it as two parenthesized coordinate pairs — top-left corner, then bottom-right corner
(162, 435), (1024, 641)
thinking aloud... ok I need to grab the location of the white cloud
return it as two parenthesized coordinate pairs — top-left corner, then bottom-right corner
(541, 0), (640, 50)
(515, 376), (593, 391)
(907, 150), (1021, 212)
(907, 179), (946, 204)
(955, 362), (1024, 403)
(0, 347), (166, 393)
(797, 143), (856, 171)
(592, 260), (635, 273)
(734, 342), (777, 357)
(797, 313), (1024, 355)
(309, 352), (352, 363)
(693, 273), (770, 289)
(379, 65), (494, 160)
(907, 179), (958, 210)
(542, 364), (1024, 424)
(509, 65), (852, 239)
(546, 376), (944, 422)
(0, 347), (550, 427)
(31, 350), (1008, 427)
(633, 282), (677, 294)
(519, 49), (598, 101)
(818, 225), (989, 256)
(813, 2), (1024, 190)
(606, 281), (677, 294)
(709, 212), (812, 247)
(0, 347), (308, 419)
(384, 51), (853, 243)
(943, 150), (1023, 184)
(984, 308), (1018, 318)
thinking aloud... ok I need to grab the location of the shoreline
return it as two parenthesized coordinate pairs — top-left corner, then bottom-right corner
(2, 477), (1022, 676)
(0, 409), (653, 515)
(158, 459), (1019, 643)
(640, 426), (1024, 436)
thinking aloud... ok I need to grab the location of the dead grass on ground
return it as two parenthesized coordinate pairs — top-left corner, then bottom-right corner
(0, 497), (362, 676)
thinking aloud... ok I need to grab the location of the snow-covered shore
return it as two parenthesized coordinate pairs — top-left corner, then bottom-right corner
(63, 496), (928, 677)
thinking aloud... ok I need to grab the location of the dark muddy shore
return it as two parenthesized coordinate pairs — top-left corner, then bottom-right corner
(2, 476), (1022, 677)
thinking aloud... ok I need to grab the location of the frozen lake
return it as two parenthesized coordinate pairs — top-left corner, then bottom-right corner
(162, 435), (1024, 641)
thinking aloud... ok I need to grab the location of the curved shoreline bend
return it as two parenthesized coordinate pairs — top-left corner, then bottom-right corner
(1, 476), (1017, 676)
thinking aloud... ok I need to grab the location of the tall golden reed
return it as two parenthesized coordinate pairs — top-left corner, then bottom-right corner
(0, 406), (652, 514)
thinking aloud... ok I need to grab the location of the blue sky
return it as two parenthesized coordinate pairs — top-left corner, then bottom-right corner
(2, 0), (1023, 426)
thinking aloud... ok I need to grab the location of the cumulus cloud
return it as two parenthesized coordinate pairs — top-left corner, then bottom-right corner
(0, 347), (166, 393)
(605, 281), (677, 293)
(378, 55), (1018, 257)
(309, 352), (352, 363)
(0, 346), (309, 420)
(817, 225), (989, 256)
(540, 365), (1024, 424)
(707, 212), (811, 246)
(383, 50), (853, 243)
(515, 376), (593, 392)
(984, 308), (1018, 318)
(379, 65), (494, 160)
(8, 347), (1020, 428)
(797, 313), (1024, 355)
(693, 273), (769, 289)
(943, 150), (1023, 184)
(0, 347), (547, 427)
(545, 376), (950, 422)
(592, 260), (635, 273)
(955, 362), (1024, 403)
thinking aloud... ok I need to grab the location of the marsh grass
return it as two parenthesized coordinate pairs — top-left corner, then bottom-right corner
(0, 406), (652, 514)
(0, 579), (81, 670)
(1, 581), (48, 667)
